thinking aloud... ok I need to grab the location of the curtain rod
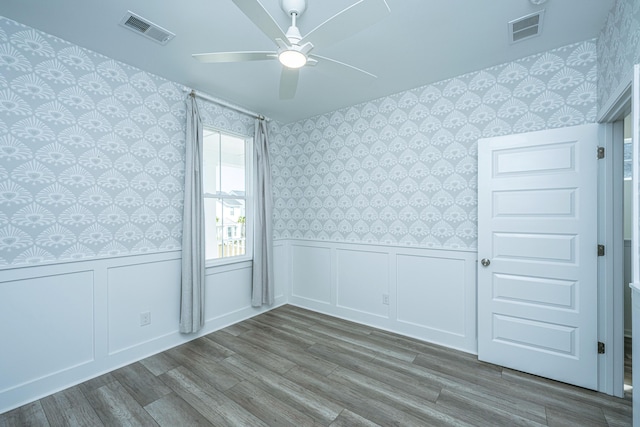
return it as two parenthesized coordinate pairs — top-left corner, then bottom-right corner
(188, 89), (269, 121)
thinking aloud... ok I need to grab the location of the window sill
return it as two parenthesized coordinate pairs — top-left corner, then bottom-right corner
(205, 256), (252, 273)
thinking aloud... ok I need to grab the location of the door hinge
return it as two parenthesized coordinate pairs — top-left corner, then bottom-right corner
(597, 244), (605, 256)
(597, 146), (605, 159)
(598, 341), (605, 354)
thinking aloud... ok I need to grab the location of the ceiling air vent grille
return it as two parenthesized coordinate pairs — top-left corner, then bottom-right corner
(119, 11), (175, 45)
(509, 10), (544, 43)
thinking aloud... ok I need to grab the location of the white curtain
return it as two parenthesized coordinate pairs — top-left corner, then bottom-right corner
(252, 118), (274, 307)
(180, 95), (205, 333)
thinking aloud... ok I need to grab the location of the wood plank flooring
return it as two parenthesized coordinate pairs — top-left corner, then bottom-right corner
(0, 305), (632, 426)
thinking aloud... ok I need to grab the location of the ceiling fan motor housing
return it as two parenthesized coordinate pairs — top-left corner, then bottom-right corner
(281, 0), (307, 16)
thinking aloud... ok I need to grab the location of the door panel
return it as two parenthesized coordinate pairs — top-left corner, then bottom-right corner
(493, 232), (577, 261)
(493, 189), (576, 216)
(493, 143), (576, 175)
(492, 315), (576, 355)
(492, 274), (576, 309)
(478, 124), (599, 390)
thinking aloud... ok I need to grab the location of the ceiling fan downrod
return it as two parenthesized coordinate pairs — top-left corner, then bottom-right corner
(281, 0), (306, 43)
(278, 0), (312, 68)
(285, 12), (302, 44)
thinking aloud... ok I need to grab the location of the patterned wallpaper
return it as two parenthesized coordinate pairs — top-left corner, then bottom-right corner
(597, 0), (640, 113)
(0, 12), (609, 264)
(0, 17), (253, 267)
(270, 40), (598, 250)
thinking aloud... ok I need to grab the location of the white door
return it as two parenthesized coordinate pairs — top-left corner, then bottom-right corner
(478, 124), (600, 390)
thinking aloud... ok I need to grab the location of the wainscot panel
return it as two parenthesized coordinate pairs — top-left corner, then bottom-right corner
(284, 239), (478, 353)
(273, 241), (287, 301)
(108, 259), (182, 354)
(396, 254), (471, 349)
(0, 251), (285, 413)
(0, 270), (94, 393)
(291, 244), (332, 305)
(336, 249), (389, 318)
(205, 261), (253, 321)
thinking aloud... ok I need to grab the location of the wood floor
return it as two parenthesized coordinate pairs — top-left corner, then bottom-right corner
(0, 305), (632, 426)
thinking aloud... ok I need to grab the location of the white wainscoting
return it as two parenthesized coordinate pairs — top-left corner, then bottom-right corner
(283, 239), (478, 353)
(0, 243), (286, 414)
(291, 245), (332, 305)
(107, 259), (182, 355)
(0, 270), (95, 394)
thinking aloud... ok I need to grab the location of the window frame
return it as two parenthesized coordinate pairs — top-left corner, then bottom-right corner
(202, 126), (253, 268)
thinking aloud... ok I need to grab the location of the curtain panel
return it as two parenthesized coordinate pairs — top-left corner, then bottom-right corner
(252, 119), (274, 307)
(180, 95), (206, 333)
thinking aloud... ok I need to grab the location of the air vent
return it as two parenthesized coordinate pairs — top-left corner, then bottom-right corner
(119, 11), (175, 45)
(509, 10), (544, 43)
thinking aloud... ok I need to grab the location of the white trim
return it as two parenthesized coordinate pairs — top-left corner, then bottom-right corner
(205, 254), (252, 269)
(612, 120), (626, 397)
(632, 65), (640, 425)
(596, 65), (635, 399)
(598, 123), (611, 394)
(205, 258), (252, 274)
(633, 283), (640, 427)
(598, 121), (625, 397)
(274, 237), (478, 254)
(633, 64), (640, 304)
(597, 71), (633, 123)
(202, 127), (254, 265)
(0, 249), (182, 272)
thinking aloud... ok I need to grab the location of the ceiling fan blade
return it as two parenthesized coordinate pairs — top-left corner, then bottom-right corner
(232, 0), (289, 43)
(300, 0), (390, 49)
(192, 51), (277, 63)
(279, 68), (299, 99)
(311, 54), (377, 78)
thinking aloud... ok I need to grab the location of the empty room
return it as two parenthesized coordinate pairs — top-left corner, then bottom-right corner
(0, 0), (638, 425)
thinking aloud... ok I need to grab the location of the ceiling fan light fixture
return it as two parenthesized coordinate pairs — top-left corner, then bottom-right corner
(279, 49), (307, 68)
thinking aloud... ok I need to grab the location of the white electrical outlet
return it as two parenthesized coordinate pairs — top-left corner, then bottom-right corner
(382, 294), (389, 305)
(140, 311), (151, 326)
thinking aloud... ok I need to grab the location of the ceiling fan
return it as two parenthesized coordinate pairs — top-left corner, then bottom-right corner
(192, 0), (390, 99)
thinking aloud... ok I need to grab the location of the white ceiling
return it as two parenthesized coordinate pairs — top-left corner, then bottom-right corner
(2, 0), (614, 124)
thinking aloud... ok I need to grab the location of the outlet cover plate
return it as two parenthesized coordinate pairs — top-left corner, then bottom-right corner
(140, 311), (151, 326)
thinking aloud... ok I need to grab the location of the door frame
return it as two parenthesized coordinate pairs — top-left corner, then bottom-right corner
(597, 68), (633, 397)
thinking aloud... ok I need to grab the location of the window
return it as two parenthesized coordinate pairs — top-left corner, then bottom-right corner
(203, 128), (251, 262)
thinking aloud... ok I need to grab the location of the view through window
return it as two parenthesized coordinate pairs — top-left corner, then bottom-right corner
(203, 128), (250, 261)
